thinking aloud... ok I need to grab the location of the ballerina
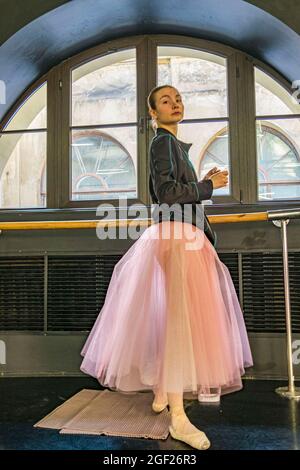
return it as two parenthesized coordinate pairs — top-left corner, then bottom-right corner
(80, 84), (253, 450)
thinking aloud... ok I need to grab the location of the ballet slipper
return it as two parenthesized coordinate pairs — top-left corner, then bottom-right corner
(169, 425), (211, 450)
(152, 390), (168, 413)
(152, 397), (169, 413)
(169, 406), (211, 450)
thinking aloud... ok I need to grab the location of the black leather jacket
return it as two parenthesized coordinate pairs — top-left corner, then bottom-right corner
(149, 127), (217, 247)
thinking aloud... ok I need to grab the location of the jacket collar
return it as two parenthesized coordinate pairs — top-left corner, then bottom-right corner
(156, 127), (193, 152)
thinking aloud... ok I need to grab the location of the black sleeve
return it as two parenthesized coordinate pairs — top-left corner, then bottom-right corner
(150, 134), (213, 204)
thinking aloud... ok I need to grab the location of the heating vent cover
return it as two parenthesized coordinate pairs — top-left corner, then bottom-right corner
(242, 252), (300, 332)
(1, 251), (299, 333)
(218, 252), (239, 295)
(47, 255), (123, 331)
(0, 257), (44, 330)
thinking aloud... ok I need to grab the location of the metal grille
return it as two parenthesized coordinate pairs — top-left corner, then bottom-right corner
(0, 251), (299, 333)
(218, 252), (239, 295)
(47, 255), (122, 331)
(242, 252), (300, 332)
(0, 257), (44, 330)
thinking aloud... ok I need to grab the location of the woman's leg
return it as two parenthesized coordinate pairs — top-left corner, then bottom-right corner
(167, 392), (210, 450)
(152, 387), (168, 412)
(154, 223), (211, 449)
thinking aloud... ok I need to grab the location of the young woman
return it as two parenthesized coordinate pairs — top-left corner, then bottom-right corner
(80, 85), (253, 451)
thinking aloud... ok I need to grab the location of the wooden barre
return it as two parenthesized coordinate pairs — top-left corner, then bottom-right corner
(0, 212), (268, 230)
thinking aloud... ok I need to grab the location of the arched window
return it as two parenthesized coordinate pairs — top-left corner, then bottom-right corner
(1, 36), (300, 211)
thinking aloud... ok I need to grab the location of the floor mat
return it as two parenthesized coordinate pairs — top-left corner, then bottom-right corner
(34, 389), (170, 439)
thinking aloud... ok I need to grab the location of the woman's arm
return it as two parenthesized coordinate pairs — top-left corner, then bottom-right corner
(150, 134), (213, 205)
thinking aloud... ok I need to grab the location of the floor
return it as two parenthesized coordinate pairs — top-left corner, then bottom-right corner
(0, 377), (299, 450)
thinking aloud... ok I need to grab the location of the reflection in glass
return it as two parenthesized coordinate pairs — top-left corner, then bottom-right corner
(178, 122), (230, 196)
(71, 128), (137, 201)
(257, 121), (300, 200)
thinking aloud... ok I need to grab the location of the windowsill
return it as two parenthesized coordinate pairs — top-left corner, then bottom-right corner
(1, 199), (300, 222)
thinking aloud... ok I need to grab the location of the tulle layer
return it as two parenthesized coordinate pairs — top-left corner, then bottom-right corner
(80, 221), (253, 397)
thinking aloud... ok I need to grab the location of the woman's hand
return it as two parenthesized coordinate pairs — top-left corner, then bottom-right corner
(202, 167), (221, 180)
(209, 169), (229, 189)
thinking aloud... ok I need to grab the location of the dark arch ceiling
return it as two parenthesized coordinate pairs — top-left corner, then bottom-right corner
(0, 0), (300, 122)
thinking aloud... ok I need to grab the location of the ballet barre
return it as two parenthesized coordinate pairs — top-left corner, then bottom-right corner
(0, 210), (277, 231)
(267, 209), (300, 401)
(0, 207), (300, 399)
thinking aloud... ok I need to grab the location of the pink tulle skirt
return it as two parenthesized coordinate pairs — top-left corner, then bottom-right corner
(80, 221), (253, 397)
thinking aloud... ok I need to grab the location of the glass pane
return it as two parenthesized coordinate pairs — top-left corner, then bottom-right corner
(0, 132), (46, 208)
(255, 68), (300, 116)
(157, 46), (227, 119)
(177, 121), (230, 196)
(256, 119), (300, 200)
(5, 83), (47, 131)
(72, 49), (136, 126)
(71, 126), (137, 201)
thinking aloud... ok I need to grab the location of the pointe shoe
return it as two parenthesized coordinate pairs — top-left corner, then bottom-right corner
(152, 399), (169, 413)
(169, 424), (211, 450)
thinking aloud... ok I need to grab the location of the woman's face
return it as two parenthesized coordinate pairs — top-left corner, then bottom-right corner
(150, 87), (184, 126)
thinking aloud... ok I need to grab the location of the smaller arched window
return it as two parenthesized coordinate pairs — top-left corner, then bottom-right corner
(200, 123), (300, 200)
(71, 131), (136, 200)
(199, 127), (229, 196)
